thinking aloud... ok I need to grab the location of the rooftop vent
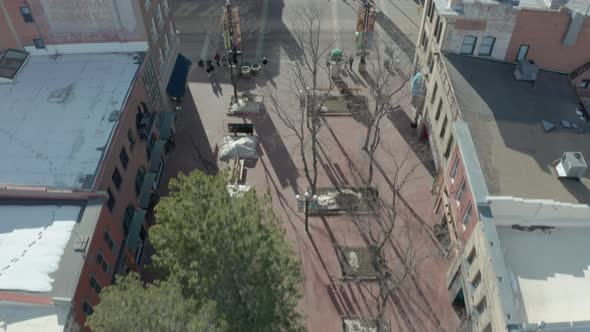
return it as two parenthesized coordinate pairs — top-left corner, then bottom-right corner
(514, 60), (538, 82)
(556, 152), (587, 179)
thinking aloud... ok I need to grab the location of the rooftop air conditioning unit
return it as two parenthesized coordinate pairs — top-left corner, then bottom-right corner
(514, 60), (538, 82)
(556, 152), (587, 179)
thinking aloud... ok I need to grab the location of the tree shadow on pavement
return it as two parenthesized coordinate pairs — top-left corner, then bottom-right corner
(386, 106), (436, 176)
(375, 11), (416, 61)
(249, 107), (300, 192)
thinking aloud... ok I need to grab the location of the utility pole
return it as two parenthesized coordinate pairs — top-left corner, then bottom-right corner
(355, 2), (375, 71)
(222, 0), (242, 102)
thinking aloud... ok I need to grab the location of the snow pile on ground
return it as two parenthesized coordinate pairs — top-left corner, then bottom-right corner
(226, 184), (252, 197)
(346, 251), (360, 272)
(317, 189), (362, 210)
(343, 319), (378, 332)
(219, 136), (258, 161)
(229, 99), (246, 114)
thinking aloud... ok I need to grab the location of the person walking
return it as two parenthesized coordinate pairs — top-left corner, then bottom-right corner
(214, 52), (220, 67)
(348, 56), (354, 70)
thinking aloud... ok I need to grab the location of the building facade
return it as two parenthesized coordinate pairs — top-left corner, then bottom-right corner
(0, 0), (191, 330)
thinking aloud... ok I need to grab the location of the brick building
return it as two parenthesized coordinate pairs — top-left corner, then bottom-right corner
(415, 50), (590, 330)
(0, 0), (192, 330)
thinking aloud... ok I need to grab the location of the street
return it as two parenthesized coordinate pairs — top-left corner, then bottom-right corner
(162, 0), (460, 330)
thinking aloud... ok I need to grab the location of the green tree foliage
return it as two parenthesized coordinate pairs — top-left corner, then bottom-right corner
(86, 272), (226, 332)
(149, 171), (303, 332)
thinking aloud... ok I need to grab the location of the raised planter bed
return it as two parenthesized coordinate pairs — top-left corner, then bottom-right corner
(337, 246), (379, 280)
(309, 186), (379, 214)
(311, 95), (368, 116)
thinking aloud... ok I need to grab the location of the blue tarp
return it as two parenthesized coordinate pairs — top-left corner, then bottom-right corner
(166, 53), (192, 98)
(410, 72), (423, 96)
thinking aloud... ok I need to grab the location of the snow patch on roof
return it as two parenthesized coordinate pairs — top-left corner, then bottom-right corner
(0, 205), (80, 293)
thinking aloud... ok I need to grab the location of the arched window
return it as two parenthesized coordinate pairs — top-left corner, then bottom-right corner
(123, 204), (135, 236)
(135, 166), (146, 195)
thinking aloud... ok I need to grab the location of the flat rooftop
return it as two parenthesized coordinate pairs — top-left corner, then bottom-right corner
(496, 225), (590, 324)
(0, 199), (101, 295)
(444, 54), (590, 205)
(435, 0), (590, 17)
(0, 53), (140, 189)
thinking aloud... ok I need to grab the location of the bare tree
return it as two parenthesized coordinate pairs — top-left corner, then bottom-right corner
(360, 45), (420, 185)
(343, 148), (431, 331)
(266, 2), (338, 193)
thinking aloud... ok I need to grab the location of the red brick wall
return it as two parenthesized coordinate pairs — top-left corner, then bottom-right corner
(70, 64), (153, 330)
(445, 146), (479, 246)
(507, 9), (590, 97)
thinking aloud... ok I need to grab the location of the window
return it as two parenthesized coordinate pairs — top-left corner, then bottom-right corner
(164, 33), (170, 58)
(420, 30), (427, 47)
(430, 82), (438, 104)
(89, 274), (102, 294)
(460, 36), (477, 55)
(450, 157), (460, 181)
(444, 134), (454, 158)
(478, 36), (495, 56)
(435, 99), (443, 120)
(156, 3), (164, 28)
(471, 271), (482, 290)
(158, 47), (165, 73)
(436, 21), (444, 45)
(579, 79), (589, 89)
(439, 115), (447, 138)
(516, 44), (529, 61)
(162, 0), (169, 15)
(466, 247), (476, 264)
(462, 203), (473, 227)
(119, 147), (129, 169)
(147, 133), (157, 158)
(33, 38), (45, 49)
(112, 168), (122, 190)
(150, 17), (158, 43)
(456, 179), (466, 202)
(427, 0), (435, 20)
(135, 166), (147, 195)
(96, 251), (109, 274)
(433, 16), (441, 38)
(128, 129), (136, 151)
(20, 6), (33, 22)
(123, 204), (135, 236)
(104, 230), (116, 253)
(82, 298), (93, 316)
(144, 0), (151, 10)
(476, 296), (487, 314)
(106, 188), (115, 212)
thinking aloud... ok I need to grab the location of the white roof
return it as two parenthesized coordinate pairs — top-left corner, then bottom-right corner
(0, 53), (140, 189)
(497, 225), (590, 324)
(0, 205), (80, 293)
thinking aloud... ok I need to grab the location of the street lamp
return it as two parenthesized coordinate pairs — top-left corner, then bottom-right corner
(296, 191), (318, 233)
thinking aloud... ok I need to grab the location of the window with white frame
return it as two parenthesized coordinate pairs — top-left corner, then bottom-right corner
(460, 36), (477, 55)
(450, 157), (459, 182)
(456, 179), (466, 203)
(158, 47), (165, 73)
(461, 203), (473, 227)
(144, 0), (151, 10)
(150, 17), (158, 43)
(164, 33), (170, 58)
(162, 0), (169, 16)
(579, 79), (589, 89)
(156, 3), (164, 29)
(478, 36), (495, 56)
